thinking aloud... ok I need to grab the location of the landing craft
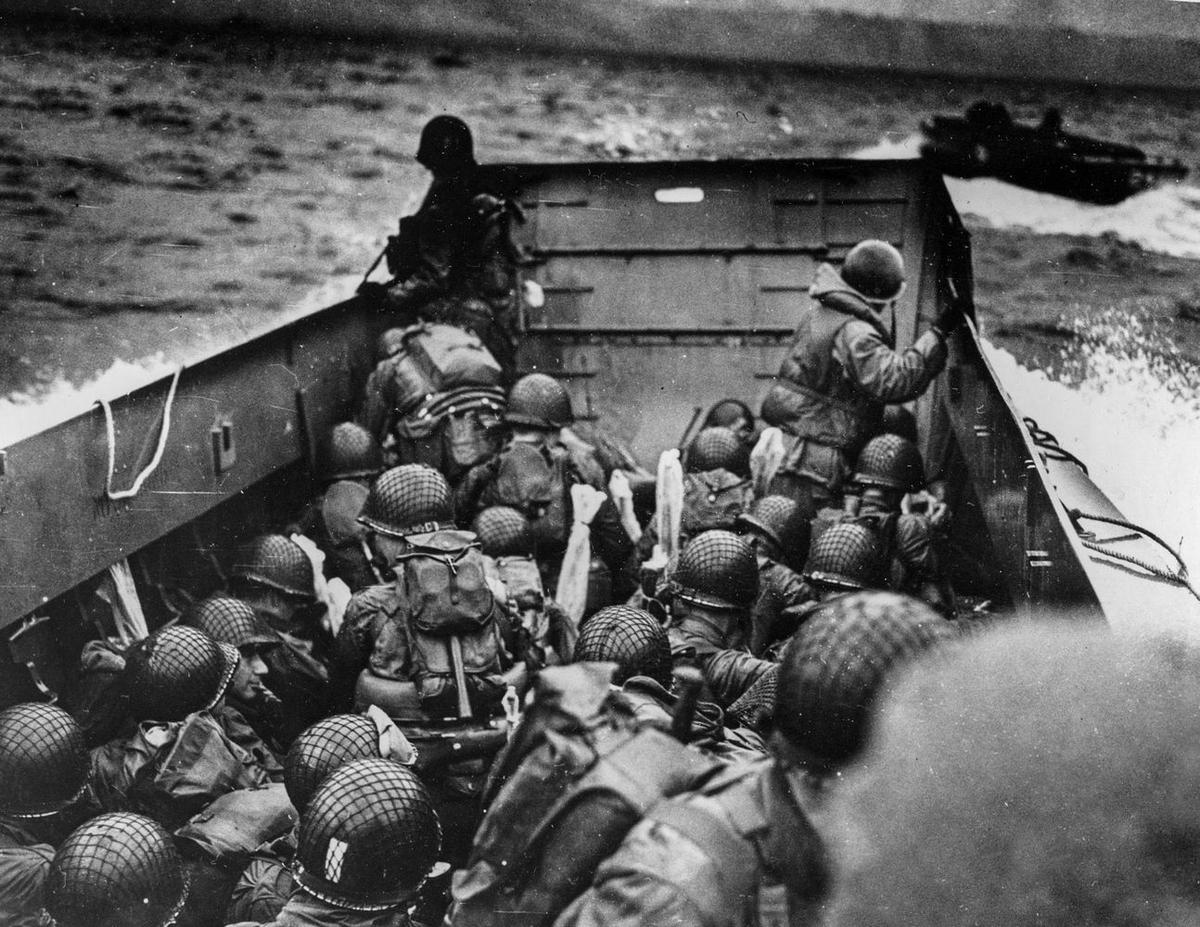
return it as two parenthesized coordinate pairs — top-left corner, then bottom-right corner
(921, 102), (1188, 205)
(0, 157), (1195, 704)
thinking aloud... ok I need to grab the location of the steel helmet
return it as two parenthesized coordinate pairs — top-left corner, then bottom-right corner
(504, 373), (573, 430)
(775, 591), (949, 766)
(123, 625), (239, 722)
(230, 534), (316, 601)
(319, 422), (384, 483)
(673, 530), (759, 611)
(0, 703), (88, 819)
(840, 239), (906, 302)
(574, 605), (672, 687)
(358, 464), (454, 538)
(472, 506), (534, 557)
(415, 115), (475, 173)
(725, 664), (778, 734)
(285, 714), (384, 814)
(704, 398), (754, 431)
(881, 404), (918, 443)
(44, 812), (188, 927)
(736, 494), (813, 568)
(293, 758), (441, 911)
(802, 522), (886, 592)
(854, 433), (925, 493)
(687, 426), (749, 475)
(186, 595), (277, 650)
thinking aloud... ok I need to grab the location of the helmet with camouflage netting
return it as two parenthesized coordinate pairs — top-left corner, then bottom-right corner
(293, 758), (441, 911)
(574, 605), (672, 687)
(673, 530), (759, 611)
(123, 625), (239, 722)
(687, 426), (749, 475)
(736, 494), (813, 569)
(775, 591), (950, 766)
(725, 664), (778, 736)
(185, 595), (277, 651)
(285, 714), (383, 814)
(854, 433), (925, 493)
(230, 534), (316, 601)
(803, 522), (886, 592)
(472, 506), (534, 557)
(504, 373), (573, 430)
(44, 812), (188, 927)
(358, 465), (454, 539)
(0, 703), (88, 819)
(319, 422), (384, 483)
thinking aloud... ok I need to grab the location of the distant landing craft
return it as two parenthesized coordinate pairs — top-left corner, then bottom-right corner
(920, 101), (1188, 204)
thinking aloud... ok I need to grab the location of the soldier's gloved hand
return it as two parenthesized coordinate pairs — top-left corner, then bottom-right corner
(932, 302), (966, 338)
(357, 280), (390, 302)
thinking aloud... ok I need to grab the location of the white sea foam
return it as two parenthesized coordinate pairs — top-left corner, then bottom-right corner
(0, 354), (176, 446)
(852, 134), (1200, 259)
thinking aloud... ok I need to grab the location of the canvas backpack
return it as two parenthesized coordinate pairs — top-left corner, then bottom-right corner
(446, 663), (723, 927)
(394, 529), (508, 719)
(486, 443), (571, 550)
(383, 322), (503, 418)
(680, 468), (754, 542)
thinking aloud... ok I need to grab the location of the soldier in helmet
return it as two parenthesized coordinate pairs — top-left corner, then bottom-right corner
(229, 758), (443, 927)
(662, 530), (774, 709)
(227, 711), (418, 924)
(761, 238), (966, 512)
(295, 422), (386, 594)
(185, 595), (287, 754)
(734, 495), (816, 656)
(0, 703), (95, 927)
(228, 533), (333, 743)
(42, 812), (189, 927)
(575, 605), (765, 760)
(89, 625), (277, 829)
(840, 433), (956, 615)
(456, 373), (635, 602)
(702, 398), (757, 450)
(801, 521), (889, 609)
(357, 116), (522, 379)
(559, 591), (952, 927)
(333, 464), (522, 864)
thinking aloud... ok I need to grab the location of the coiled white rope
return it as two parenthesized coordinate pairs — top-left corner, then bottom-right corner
(94, 367), (182, 501)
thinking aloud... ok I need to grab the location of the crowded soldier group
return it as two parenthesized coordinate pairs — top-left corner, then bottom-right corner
(4, 117), (1198, 927)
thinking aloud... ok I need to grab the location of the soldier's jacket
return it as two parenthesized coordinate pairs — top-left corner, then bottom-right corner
(749, 555), (815, 658)
(0, 818), (54, 927)
(760, 263), (946, 492)
(226, 889), (411, 926)
(668, 614), (774, 710)
(88, 710), (274, 829)
(226, 842), (298, 926)
(381, 170), (519, 323)
(555, 759), (828, 927)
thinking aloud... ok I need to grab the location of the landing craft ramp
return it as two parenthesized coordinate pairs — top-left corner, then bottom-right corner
(1, 157), (1191, 698)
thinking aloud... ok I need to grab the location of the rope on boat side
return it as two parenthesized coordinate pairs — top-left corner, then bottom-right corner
(94, 367), (183, 502)
(1023, 417), (1200, 604)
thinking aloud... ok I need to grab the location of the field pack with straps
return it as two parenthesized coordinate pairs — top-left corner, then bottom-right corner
(447, 663), (723, 927)
(395, 528), (508, 719)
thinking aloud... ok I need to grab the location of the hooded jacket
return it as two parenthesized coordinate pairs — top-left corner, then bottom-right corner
(761, 263), (946, 454)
